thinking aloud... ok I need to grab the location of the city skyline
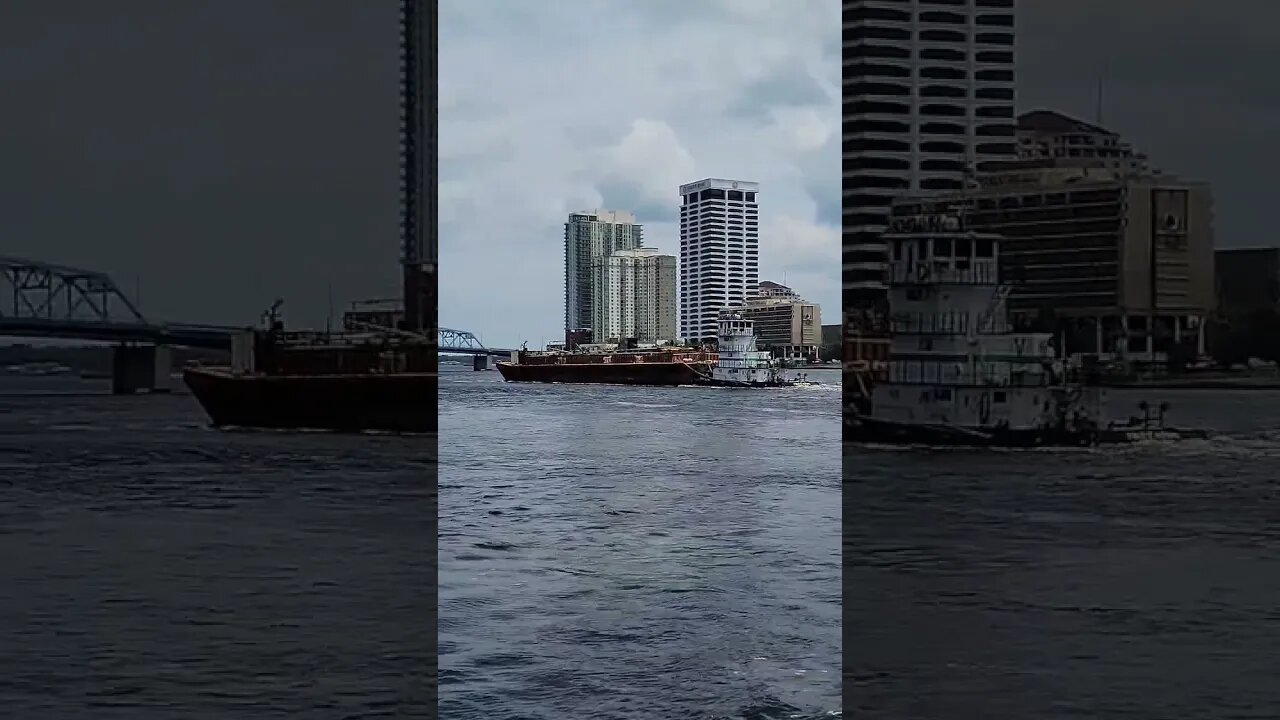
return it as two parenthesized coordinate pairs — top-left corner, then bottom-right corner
(439, 0), (841, 348)
(0, 2), (1272, 340)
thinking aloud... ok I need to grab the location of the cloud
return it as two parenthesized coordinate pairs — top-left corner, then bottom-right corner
(439, 0), (840, 346)
(592, 119), (697, 223)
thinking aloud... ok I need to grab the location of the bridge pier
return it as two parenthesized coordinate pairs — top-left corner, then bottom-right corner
(111, 343), (172, 394)
(473, 354), (494, 371)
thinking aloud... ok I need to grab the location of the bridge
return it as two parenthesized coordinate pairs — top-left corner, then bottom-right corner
(0, 256), (243, 349)
(1, 256), (511, 384)
(438, 327), (514, 357)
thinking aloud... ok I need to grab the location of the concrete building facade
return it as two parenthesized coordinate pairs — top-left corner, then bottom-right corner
(593, 248), (677, 344)
(895, 170), (1215, 360)
(737, 282), (823, 361)
(679, 178), (760, 342)
(564, 209), (642, 338)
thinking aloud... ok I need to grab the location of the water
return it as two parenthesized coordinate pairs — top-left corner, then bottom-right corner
(847, 389), (1280, 719)
(438, 367), (843, 719)
(0, 377), (435, 718)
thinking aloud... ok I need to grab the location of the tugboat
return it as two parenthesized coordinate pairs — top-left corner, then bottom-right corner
(846, 213), (1200, 447)
(693, 310), (797, 388)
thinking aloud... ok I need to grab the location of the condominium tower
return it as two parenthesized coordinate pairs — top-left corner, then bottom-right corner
(679, 178), (760, 342)
(843, 0), (1017, 321)
(564, 209), (642, 336)
(593, 248), (677, 344)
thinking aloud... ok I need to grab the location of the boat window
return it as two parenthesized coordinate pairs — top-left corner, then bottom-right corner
(933, 387), (953, 402)
(892, 240), (902, 260)
(976, 239), (993, 257)
(955, 238), (971, 257)
(934, 238), (952, 257)
(993, 391), (1007, 403)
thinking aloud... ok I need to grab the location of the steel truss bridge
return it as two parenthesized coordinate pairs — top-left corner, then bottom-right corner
(0, 256), (240, 349)
(439, 327), (513, 356)
(1, 256), (509, 355)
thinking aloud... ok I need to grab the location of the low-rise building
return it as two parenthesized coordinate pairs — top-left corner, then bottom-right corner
(736, 282), (822, 362)
(888, 111), (1214, 362)
(895, 175), (1214, 361)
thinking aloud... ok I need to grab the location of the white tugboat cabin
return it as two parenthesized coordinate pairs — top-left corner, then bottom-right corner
(851, 213), (1118, 446)
(708, 310), (788, 387)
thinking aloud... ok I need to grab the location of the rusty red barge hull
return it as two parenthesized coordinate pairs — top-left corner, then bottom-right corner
(496, 349), (716, 386)
(184, 367), (437, 433)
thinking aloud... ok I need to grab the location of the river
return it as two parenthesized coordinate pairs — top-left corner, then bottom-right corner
(0, 375), (435, 718)
(846, 388), (1280, 718)
(438, 366), (843, 718)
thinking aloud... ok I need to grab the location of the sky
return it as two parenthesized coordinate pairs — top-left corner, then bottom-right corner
(438, 0), (841, 348)
(1, 1), (1277, 343)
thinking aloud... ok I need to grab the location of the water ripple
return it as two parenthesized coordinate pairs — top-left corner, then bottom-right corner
(439, 367), (841, 718)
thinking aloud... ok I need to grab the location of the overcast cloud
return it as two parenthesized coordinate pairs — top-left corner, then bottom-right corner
(1, 2), (1275, 339)
(439, 0), (841, 348)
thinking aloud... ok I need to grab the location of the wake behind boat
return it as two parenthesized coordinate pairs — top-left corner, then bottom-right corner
(846, 212), (1202, 447)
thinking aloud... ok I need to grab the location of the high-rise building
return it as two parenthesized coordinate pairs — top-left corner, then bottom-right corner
(399, 0), (436, 333)
(679, 178), (760, 342)
(564, 210), (642, 337)
(843, 0), (1017, 327)
(593, 248), (677, 344)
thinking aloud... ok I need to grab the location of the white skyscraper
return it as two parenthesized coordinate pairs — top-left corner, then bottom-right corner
(593, 248), (677, 344)
(564, 209), (642, 337)
(678, 178), (760, 342)
(843, 0), (1016, 317)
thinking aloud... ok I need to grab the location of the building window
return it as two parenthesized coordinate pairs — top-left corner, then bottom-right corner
(847, 62), (912, 79)
(846, 6), (910, 22)
(920, 29), (966, 43)
(977, 69), (1014, 82)
(849, 45), (912, 60)
(976, 32), (1014, 45)
(920, 103), (965, 117)
(976, 14), (1014, 26)
(976, 50), (1013, 63)
(919, 48), (965, 62)
(848, 81), (911, 96)
(849, 100), (911, 115)
(920, 66), (966, 80)
(920, 11), (967, 24)
(845, 25), (911, 42)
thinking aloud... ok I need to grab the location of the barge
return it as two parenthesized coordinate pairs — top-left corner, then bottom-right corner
(184, 304), (437, 433)
(496, 346), (716, 386)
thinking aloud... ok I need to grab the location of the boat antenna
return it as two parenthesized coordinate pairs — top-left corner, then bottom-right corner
(1095, 72), (1104, 125)
(325, 282), (334, 337)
